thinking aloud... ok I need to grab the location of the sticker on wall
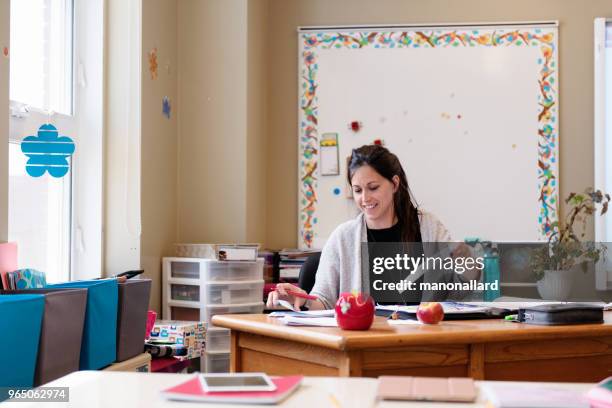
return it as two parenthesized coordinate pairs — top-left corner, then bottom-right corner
(333, 187), (341, 196)
(348, 121), (362, 133)
(162, 96), (171, 119)
(320, 133), (339, 176)
(373, 139), (385, 146)
(21, 124), (75, 178)
(148, 47), (158, 80)
(2, 46), (8, 58)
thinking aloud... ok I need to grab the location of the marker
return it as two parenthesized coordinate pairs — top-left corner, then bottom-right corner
(505, 314), (518, 321)
(287, 290), (318, 300)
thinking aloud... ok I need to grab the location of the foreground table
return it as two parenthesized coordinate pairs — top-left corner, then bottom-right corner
(212, 313), (612, 381)
(0, 371), (595, 408)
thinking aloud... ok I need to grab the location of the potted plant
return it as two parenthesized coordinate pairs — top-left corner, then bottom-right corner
(530, 188), (610, 300)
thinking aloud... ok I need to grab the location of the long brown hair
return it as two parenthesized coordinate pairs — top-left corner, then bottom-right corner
(347, 145), (421, 242)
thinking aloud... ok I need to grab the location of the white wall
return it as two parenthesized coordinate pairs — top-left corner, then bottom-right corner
(141, 0), (178, 312)
(176, 0), (268, 245)
(105, 0), (142, 275)
(177, 0), (249, 244)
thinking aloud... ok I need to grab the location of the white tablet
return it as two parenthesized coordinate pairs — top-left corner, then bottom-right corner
(199, 373), (277, 393)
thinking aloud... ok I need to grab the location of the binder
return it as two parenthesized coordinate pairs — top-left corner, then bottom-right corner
(47, 279), (118, 369)
(2, 288), (87, 385)
(116, 279), (152, 361)
(0, 294), (45, 387)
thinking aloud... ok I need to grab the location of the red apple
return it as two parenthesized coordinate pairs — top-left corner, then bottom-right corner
(416, 302), (444, 324)
(335, 292), (375, 330)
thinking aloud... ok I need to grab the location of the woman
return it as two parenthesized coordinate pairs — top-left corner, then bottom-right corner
(267, 144), (479, 310)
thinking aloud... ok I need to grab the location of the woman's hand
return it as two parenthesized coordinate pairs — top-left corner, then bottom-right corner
(266, 283), (308, 311)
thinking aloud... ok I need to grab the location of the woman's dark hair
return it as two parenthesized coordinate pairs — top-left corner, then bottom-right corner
(347, 144), (420, 242)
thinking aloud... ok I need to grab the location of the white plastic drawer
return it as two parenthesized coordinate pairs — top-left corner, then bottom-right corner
(170, 284), (200, 301)
(205, 280), (264, 304)
(205, 327), (231, 353)
(203, 302), (264, 323)
(201, 259), (263, 282)
(203, 351), (230, 373)
(169, 261), (200, 279)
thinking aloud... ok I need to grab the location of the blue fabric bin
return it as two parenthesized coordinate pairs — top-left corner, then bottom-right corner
(0, 294), (45, 387)
(47, 279), (118, 370)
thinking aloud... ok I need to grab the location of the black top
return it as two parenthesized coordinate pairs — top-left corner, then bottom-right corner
(366, 222), (402, 243)
(367, 220), (424, 305)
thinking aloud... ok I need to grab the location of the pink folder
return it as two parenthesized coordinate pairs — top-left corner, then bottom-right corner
(161, 375), (303, 404)
(0, 242), (18, 289)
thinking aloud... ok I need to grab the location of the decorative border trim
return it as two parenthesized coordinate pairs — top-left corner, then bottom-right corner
(298, 28), (558, 248)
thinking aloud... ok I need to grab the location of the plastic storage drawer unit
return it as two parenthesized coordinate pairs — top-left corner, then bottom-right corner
(203, 351), (230, 373)
(205, 280), (264, 304)
(205, 327), (231, 353)
(203, 302), (264, 323)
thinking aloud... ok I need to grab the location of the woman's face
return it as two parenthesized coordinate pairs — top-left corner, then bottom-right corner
(350, 165), (399, 228)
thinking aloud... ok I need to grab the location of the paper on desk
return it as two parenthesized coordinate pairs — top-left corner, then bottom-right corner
(279, 316), (338, 327)
(481, 382), (589, 408)
(269, 309), (335, 318)
(461, 300), (609, 311)
(387, 319), (422, 325)
(376, 303), (492, 314)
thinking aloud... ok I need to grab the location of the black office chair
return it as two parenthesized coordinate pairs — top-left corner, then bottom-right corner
(298, 252), (321, 293)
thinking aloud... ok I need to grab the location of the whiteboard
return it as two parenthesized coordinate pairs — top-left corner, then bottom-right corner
(297, 24), (559, 249)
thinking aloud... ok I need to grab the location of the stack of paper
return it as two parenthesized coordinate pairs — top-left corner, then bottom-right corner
(482, 383), (590, 408)
(269, 308), (337, 326)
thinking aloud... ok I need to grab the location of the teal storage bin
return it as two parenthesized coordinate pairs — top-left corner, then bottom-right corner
(47, 279), (118, 370)
(0, 294), (45, 387)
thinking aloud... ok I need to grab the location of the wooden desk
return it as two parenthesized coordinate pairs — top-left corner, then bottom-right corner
(2, 371), (594, 408)
(211, 313), (612, 381)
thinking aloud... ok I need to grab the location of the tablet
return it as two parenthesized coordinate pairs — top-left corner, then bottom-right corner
(199, 373), (277, 393)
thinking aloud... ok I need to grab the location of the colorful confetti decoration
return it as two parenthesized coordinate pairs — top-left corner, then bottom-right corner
(21, 124), (75, 178)
(162, 96), (171, 119)
(333, 188), (341, 196)
(348, 121), (362, 132)
(2, 46), (8, 58)
(148, 48), (158, 80)
(373, 139), (385, 146)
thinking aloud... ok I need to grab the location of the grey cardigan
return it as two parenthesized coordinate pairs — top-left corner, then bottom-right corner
(310, 211), (469, 309)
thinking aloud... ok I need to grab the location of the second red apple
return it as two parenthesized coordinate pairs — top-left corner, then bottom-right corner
(416, 302), (445, 324)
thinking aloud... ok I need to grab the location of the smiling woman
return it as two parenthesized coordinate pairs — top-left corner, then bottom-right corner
(267, 144), (482, 310)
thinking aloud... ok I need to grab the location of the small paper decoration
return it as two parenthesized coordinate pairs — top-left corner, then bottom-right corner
(333, 188), (341, 196)
(320, 133), (339, 175)
(348, 121), (362, 132)
(148, 47), (158, 80)
(2, 46), (8, 58)
(162, 96), (171, 119)
(373, 139), (385, 146)
(21, 124), (75, 178)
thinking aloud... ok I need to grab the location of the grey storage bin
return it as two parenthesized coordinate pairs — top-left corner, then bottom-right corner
(116, 279), (152, 362)
(1, 288), (87, 385)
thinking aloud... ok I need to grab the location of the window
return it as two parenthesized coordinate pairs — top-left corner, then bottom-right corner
(8, 142), (71, 283)
(594, 18), (612, 289)
(8, 0), (74, 283)
(10, 0), (73, 115)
